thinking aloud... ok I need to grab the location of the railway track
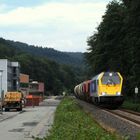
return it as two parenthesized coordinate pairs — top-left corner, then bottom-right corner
(76, 99), (140, 140)
(104, 109), (140, 126)
(77, 99), (140, 126)
(120, 108), (140, 116)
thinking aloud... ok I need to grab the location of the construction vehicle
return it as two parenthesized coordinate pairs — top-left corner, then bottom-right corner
(3, 92), (24, 111)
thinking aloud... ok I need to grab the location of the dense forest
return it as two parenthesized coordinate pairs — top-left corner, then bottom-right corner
(0, 38), (85, 95)
(6, 39), (84, 67)
(85, 0), (140, 97)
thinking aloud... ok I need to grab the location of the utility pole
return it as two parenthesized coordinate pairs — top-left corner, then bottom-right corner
(135, 86), (138, 103)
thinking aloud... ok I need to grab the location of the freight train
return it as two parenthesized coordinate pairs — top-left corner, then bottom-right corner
(74, 72), (124, 108)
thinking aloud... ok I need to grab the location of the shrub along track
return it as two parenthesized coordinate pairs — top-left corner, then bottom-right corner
(76, 99), (140, 140)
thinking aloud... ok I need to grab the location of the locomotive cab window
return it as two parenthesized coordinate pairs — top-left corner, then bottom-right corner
(101, 72), (121, 85)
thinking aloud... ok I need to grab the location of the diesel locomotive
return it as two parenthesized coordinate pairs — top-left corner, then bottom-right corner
(74, 72), (124, 108)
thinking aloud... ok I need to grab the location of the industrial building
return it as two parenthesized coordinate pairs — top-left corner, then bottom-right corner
(0, 59), (20, 97)
(29, 81), (44, 97)
(26, 81), (44, 106)
(19, 73), (29, 96)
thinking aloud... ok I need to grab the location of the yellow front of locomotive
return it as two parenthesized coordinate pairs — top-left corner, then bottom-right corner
(98, 72), (124, 106)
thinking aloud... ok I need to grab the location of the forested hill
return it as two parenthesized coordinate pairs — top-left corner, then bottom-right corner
(0, 37), (85, 95)
(4, 38), (84, 67)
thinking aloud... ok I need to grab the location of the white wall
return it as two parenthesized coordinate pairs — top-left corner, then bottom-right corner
(0, 59), (8, 97)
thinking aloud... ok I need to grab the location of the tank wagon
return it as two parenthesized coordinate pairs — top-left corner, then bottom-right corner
(74, 72), (124, 108)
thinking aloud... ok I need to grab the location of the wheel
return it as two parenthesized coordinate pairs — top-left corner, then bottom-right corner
(5, 108), (9, 112)
(17, 107), (22, 111)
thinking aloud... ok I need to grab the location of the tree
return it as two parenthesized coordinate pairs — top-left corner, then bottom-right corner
(86, 1), (126, 74)
(123, 0), (140, 94)
(86, 0), (140, 96)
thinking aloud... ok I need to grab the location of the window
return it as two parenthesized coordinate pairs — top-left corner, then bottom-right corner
(101, 72), (121, 85)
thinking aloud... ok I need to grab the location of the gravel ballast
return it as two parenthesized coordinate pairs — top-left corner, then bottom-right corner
(77, 99), (140, 140)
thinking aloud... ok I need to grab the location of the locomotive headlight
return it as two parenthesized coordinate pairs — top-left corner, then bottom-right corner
(109, 73), (112, 76)
(116, 92), (121, 95)
(102, 92), (106, 96)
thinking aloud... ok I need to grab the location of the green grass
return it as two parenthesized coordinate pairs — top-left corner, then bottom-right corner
(36, 97), (123, 140)
(122, 100), (140, 112)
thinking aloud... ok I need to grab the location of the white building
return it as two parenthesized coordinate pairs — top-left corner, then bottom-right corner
(0, 59), (20, 97)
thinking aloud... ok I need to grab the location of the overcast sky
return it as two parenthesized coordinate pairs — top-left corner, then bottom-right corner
(0, 0), (111, 52)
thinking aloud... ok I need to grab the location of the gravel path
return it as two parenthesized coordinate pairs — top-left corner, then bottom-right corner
(77, 99), (140, 140)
